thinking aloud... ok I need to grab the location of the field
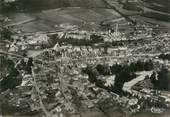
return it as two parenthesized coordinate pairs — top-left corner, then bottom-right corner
(0, 0), (108, 12)
(141, 12), (170, 22)
(4, 7), (122, 32)
(142, 0), (170, 14)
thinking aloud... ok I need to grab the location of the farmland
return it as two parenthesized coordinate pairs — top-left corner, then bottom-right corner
(142, 0), (170, 14)
(4, 7), (122, 32)
(0, 0), (108, 12)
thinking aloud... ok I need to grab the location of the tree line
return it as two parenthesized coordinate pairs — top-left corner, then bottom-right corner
(82, 60), (154, 95)
(159, 53), (170, 60)
(150, 67), (170, 91)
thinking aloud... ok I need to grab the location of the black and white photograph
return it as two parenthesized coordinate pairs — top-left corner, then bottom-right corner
(0, 0), (170, 117)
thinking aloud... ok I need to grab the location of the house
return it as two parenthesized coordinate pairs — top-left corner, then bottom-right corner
(26, 34), (50, 49)
(106, 47), (127, 56)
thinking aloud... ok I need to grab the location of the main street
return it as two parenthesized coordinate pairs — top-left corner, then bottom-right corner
(0, 50), (161, 63)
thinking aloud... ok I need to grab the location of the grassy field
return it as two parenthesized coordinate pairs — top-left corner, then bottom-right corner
(141, 12), (170, 22)
(4, 7), (122, 32)
(142, 0), (170, 14)
(0, 0), (108, 12)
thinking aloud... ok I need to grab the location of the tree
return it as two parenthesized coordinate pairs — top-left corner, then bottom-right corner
(150, 71), (158, 88)
(1, 27), (13, 40)
(136, 60), (144, 71)
(110, 63), (123, 74)
(157, 68), (170, 91)
(0, 65), (21, 92)
(96, 64), (111, 75)
(144, 60), (154, 71)
(82, 65), (99, 83)
(113, 70), (137, 94)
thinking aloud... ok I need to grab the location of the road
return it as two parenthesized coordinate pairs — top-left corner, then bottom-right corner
(0, 50), (161, 63)
(4, 18), (36, 27)
(123, 71), (153, 91)
(0, 50), (24, 58)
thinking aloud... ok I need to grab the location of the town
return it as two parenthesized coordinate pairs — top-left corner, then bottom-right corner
(0, 0), (170, 117)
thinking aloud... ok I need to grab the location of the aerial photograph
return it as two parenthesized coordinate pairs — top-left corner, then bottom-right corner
(0, 0), (170, 117)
